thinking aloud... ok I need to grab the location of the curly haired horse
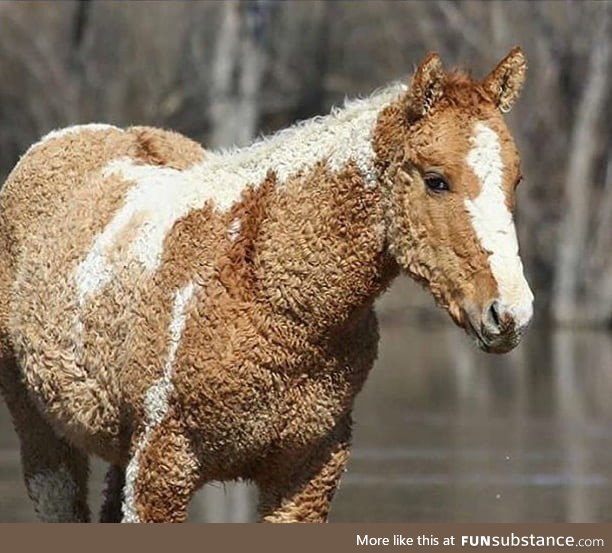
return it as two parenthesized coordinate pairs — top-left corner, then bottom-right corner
(0, 49), (533, 522)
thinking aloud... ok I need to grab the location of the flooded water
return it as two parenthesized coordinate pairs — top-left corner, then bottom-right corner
(332, 320), (612, 522)
(1, 293), (612, 522)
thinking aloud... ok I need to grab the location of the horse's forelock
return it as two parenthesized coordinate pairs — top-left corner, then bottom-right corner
(441, 70), (494, 110)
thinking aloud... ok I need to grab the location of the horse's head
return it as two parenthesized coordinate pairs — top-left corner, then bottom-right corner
(376, 48), (533, 353)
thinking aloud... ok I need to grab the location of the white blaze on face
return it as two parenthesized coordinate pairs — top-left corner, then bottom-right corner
(464, 122), (533, 327)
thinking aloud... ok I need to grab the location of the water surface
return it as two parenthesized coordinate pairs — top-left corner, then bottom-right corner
(1, 315), (611, 522)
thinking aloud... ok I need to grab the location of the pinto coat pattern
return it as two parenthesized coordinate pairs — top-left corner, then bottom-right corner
(0, 49), (533, 522)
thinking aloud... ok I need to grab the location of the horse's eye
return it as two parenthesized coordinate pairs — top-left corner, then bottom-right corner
(424, 173), (450, 193)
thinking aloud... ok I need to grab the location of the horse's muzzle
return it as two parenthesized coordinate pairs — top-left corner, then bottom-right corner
(463, 299), (533, 354)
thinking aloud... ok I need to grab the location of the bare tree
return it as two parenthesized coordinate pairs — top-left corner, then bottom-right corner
(552, 4), (611, 325)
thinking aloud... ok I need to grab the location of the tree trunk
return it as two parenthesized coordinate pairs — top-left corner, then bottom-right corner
(552, 6), (610, 325)
(208, 0), (267, 149)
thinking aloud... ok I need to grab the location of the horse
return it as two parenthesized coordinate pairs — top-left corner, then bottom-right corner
(0, 48), (533, 522)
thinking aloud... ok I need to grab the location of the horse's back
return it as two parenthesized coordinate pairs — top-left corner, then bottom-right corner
(0, 124), (205, 248)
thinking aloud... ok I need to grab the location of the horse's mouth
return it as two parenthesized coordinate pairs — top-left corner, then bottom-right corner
(463, 314), (521, 354)
(464, 317), (492, 352)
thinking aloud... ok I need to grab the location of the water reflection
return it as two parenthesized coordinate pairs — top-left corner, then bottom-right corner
(332, 321), (612, 522)
(1, 316), (611, 521)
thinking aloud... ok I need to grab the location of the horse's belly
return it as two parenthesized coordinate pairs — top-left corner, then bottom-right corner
(178, 350), (366, 480)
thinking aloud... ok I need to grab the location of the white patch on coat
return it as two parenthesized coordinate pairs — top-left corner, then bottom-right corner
(74, 84), (405, 304)
(27, 466), (80, 522)
(227, 218), (242, 242)
(122, 282), (195, 523)
(219, 83), (405, 187)
(464, 122), (533, 326)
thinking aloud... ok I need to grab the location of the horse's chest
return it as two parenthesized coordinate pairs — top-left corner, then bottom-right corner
(192, 363), (356, 462)
(248, 360), (368, 456)
(241, 326), (376, 445)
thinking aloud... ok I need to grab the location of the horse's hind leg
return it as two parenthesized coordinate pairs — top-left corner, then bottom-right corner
(0, 210), (89, 521)
(0, 356), (90, 522)
(0, 209), (90, 520)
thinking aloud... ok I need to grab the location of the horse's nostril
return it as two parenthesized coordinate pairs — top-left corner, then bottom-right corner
(488, 300), (502, 330)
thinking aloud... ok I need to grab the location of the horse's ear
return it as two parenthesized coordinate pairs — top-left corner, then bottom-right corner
(405, 52), (445, 121)
(482, 47), (527, 113)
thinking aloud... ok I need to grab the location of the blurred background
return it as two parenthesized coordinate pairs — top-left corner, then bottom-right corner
(0, 0), (611, 521)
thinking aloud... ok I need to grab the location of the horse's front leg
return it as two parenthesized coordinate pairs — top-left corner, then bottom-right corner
(257, 415), (352, 523)
(100, 464), (124, 522)
(121, 421), (201, 523)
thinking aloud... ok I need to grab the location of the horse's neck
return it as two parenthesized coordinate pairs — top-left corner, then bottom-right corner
(254, 167), (395, 335)
(245, 156), (395, 335)
(243, 108), (402, 336)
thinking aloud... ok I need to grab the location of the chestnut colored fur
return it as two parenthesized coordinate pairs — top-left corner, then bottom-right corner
(0, 50), (532, 522)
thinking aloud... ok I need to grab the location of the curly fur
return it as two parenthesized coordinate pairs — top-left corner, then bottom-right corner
(0, 50), (532, 522)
